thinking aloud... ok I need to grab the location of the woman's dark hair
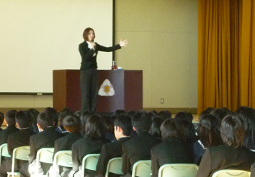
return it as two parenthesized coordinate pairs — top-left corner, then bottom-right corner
(211, 108), (230, 128)
(149, 116), (163, 138)
(220, 114), (245, 148)
(198, 114), (222, 148)
(63, 115), (81, 133)
(85, 114), (106, 140)
(102, 115), (114, 133)
(236, 107), (255, 149)
(160, 118), (184, 141)
(175, 112), (193, 122)
(181, 120), (197, 143)
(83, 27), (95, 41)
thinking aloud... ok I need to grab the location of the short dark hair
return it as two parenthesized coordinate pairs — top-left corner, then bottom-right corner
(15, 111), (32, 128)
(198, 114), (222, 148)
(149, 116), (164, 137)
(5, 110), (17, 126)
(44, 107), (58, 127)
(211, 108), (230, 128)
(114, 115), (132, 136)
(0, 112), (4, 127)
(131, 111), (152, 132)
(83, 27), (95, 41)
(160, 118), (184, 141)
(220, 114), (245, 148)
(158, 111), (172, 120)
(63, 115), (80, 133)
(85, 114), (106, 140)
(37, 111), (55, 130)
(175, 112), (193, 122)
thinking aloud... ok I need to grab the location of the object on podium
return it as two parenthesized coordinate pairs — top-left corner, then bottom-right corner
(53, 70), (143, 112)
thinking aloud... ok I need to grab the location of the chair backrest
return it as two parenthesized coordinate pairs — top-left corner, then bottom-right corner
(0, 143), (10, 164)
(131, 160), (151, 177)
(105, 157), (123, 177)
(158, 164), (199, 177)
(81, 154), (100, 177)
(11, 146), (30, 175)
(36, 148), (54, 164)
(53, 150), (72, 168)
(212, 169), (251, 177)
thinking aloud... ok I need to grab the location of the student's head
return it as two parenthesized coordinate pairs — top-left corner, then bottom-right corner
(28, 109), (39, 124)
(85, 114), (106, 140)
(15, 111), (32, 128)
(158, 111), (172, 120)
(220, 114), (245, 148)
(0, 112), (4, 127)
(160, 119), (184, 141)
(62, 115), (81, 133)
(131, 111), (152, 132)
(181, 120), (197, 143)
(114, 110), (126, 116)
(198, 114), (222, 148)
(4, 110), (17, 126)
(211, 108), (230, 128)
(114, 115), (132, 140)
(37, 111), (55, 130)
(149, 116), (164, 138)
(83, 27), (95, 42)
(175, 112), (193, 122)
(44, 107), (58, 127)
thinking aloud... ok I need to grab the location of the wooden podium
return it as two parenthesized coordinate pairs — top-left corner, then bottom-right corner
(53, 70), (143, 112)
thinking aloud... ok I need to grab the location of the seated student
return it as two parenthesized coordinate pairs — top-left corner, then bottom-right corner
(69, 114), (109, 177)
(151, 119), (193, 177)
(149, 116), (163, 138)
(28, 108), (40, 134)
(48, 115), (83, 177)
(193, 114), (222, 165)
(0, 110), (18, 145)
(0, 112), (4, 131)
(56, 107), (73, 135)
(196, 114), (255, 177)
(0, 111), (34, 176)
(121, 111), (161, 177)
(20, 110), (63, 177)
(96, 115), (132, 177)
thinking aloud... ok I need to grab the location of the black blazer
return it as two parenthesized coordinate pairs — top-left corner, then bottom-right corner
(7, 128), (34, 155)
(121, 131), (161, 176)
(53, 132), (82, 157)
(151, 138), (193, 177)
(0, 125), (19, 145)
(71, 137), (109, 172)
(196, 145), (255, 177)
(79, 41), (121, 70)
(96, 137), (130, 177)
(28, 127), (63, 163)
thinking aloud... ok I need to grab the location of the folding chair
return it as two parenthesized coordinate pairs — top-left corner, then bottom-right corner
(31, 148), (54, 176)
(131, 160), (151, 177)
(81, 154), (100, 177)
(212, 169), (251, 177)
(0, 143), (11, 164)
(7, 146), (30, 177)
(158, 163), (198, 177)
(53, 150), (73, 168)
(105, 157), (123, 177)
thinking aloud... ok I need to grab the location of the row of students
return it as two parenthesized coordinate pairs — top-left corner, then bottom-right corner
(0, 107), (254, 177)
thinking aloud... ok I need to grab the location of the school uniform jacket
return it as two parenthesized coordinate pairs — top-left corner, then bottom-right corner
(196, 145), (255, 177)
(121, 131), (161, 176)
(96, 137), (130, 177)
(0, 125), (19, 145)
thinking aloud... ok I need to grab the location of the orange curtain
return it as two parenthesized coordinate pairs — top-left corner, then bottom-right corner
(197, 0), (255, 113)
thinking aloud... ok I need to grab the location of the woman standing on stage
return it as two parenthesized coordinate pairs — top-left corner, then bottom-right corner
(79, 27), (128, 113)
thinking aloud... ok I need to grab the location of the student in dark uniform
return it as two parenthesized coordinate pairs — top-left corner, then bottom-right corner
(70, 114), (109, 177)
(96, 115), (132, 177)
(20, 110), (63, 177)
(196, 114), (255, 177)
(121, 111), (161, 177)
(79, 27), (128, 113)
(0, 110), (18, 145)
(48, 115), (83, 177)
(150, 119), (193, 177)
(0, 111), (34, 177)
